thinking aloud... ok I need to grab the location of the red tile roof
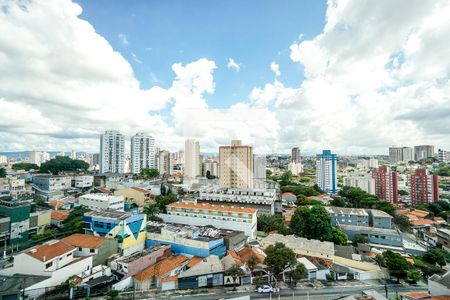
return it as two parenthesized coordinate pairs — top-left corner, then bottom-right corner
(237, 246), (266, 264)
(161, 275), (178, 283)
(51, 210), (70, 221)
(133, 255), (188, 282)
(61, 233), (106, 249)
(411, 219), (435, 226)
(187, 256), (203, 268)
(48, 201), (65, 207)
(27, 240), (75, 262)
(131, 187), (151, 193)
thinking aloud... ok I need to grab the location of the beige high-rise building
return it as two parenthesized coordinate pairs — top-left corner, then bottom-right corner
(219, 140), (253, 188)
(184, 139), (200, 179)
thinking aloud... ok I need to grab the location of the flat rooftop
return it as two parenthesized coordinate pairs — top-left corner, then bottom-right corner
(147, 221), (242, 239)
(325, 206), (368, 216)
(114, 245), (169, 263)
(339, 224), (399, 235)
(168, 201), (257, 214)
(368, 209), (392, 218)
(84, 210), (134, 220)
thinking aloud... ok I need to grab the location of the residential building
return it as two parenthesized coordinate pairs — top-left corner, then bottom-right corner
(32, 174), (72, 200)
(283, 257), (330, 281)
(83, 210), (147, 256)
(315, 150), (337, 194)
(51, 210), (70, 228)
(198, 187), (278, 215)
(158, 150), (172, 175)
(160, 201), (257, 239)
(110, 245), (171, 279)
(114, 187), (154, 207)
(428, 270), (450, 297)
(219, 140), (254, 189)
(100, 130), (125, 174)
(344, 172), (375, 195)
(291, 147), (301, 163)
(184, 139), (201, 179)
(372, 165), (398, 203)
(4, 177), (26, 197)
(0, 199), (51, 244)
(410, 168), (439, 205)
(0, 179), (10, 198)
(146, 223), (227, 258)
(325, 207), (369, 227)
(0, 240), (93, 295)
(29, 151), (49, 167)
(72, 175), (94, 188)
(253, 155), (266, 181)
(414, 145), (434, 161)
(288, 161), (304, 176)
(389, 146), (413, 163)
(133, 255), (189, 290)
(0, 155), (7, 164)
(79, 193), (125, 211)
(261, 234), (334, 260)
(130, 133), (156, 174)
(438, 149), (448, 162)
(61, 233), (118, 266)
(178, 255), (224, 289)
(202, 159), (219, 177)
(356, 158), (379, 169)
(437, 228), (450, 251)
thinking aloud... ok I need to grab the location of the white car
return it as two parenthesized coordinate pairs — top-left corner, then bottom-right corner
(257, 285), (274, 293)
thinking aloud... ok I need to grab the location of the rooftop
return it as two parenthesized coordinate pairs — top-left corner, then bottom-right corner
(79, 193), (118, 200)
(368, 209), (392, 218)
(325, 206), (368, 216)
(61, 233), (107, 249)
(167, 201), (257, 214)
(114, 245), (170, 263)
(84, 210), (134, 220)
(51, 210), (70, 221)
(27, 240), (75, 262)
(339, 224), (399, 235)
(410, 219), (436, 226)
(178, 255), (224, 278)
(130, 187), (151, 193)
(133, 255), (188, 281)
(261, 234), (335, 257)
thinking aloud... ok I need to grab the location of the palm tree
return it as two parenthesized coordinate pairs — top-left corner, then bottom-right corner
(144, 204), (160, 221)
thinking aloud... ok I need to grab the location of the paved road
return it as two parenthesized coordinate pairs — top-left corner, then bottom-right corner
(171, 283), (426, 300)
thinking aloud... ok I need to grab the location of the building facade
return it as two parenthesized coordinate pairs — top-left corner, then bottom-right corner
(158, 150), (172, 175)
(344, 172), (375, 195)
(160, 201), (257, 239)
(130, 133), (156, 174)
(372, 166), (398, 203)
(410, 168), (439, 205)
(219, 140), (254, 189)
(79, 193), (125, 211)
(414, 145), (434, 161)
(389, 146), (413, 163)
(32, 175), (72, 200)
(315, 150), (337, 194)
(184, 139), (201, 179)
(291, 147), (301, 163)
(253, 155), (266, 181)
(100, 130), (125, 174)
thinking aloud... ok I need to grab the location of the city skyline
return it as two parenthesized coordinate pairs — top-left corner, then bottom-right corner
(1, 0), (450, 155)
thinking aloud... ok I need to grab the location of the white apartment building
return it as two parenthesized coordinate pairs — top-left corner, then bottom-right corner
(0, 155), (7, 164)
(131, 133), (156, 174)
(288, 161), (304, 176)
(6, 177), (26, 196)
(29, 151), (50, 167)
(32, 175), (72, 200)
(198, 187), (278, 215)
(100, 130), (125, 174)
(438, 149), (449, 163)
(160, 201), (257, 239)
(389, 146), (413, 163)
(202, 159), (219, 177)
(316, 150), (337, 194)
(0, 240), (93, 298)
(184, 139), (201, 179)
(79, 193), (125, 211)
(219, 140), (254, 189)
(158, 150), (172, 175)
(344, 173), (375, 195)
(73, 175), (94, 188)
(356, 158), (379, 169)
(253, 155), (266, 181)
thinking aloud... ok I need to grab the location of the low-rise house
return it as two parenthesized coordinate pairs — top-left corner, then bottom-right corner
(261, 234), (334, 260)
(78, 193), (124, 211)
(0, 274), (49, 300)
(61, 233), (118, 266)
(110, 245), (171, 279)
(51, 210), (70, 228)
(69, 265), (114, 287)
(339, 224), (403, 247)
(146, 223), (227, 258)
(160, 201), (258, 239)
(178, 255), (224, 289)
(114, 187), (155, 207)
(72, 175), (94, 188)
(32, 175), (72, 200)
(49, 200), (71, 210)
(283, 257), (330, 281)
(83, 210), (147, 256)
(428, 270), (450, 297)
(331, 256), (383, 280)
(133, 255), (189, 290)
(0, 240), (93, 297)
(436, 228), (450, 251)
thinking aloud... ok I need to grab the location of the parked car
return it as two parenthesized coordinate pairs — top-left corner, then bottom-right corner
(257, 285), (274, 293)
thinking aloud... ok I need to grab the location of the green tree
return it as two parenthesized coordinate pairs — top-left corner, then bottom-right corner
(393, 214), (412, 233)
(280, 170), (293, 184)
(63, 206), (90, 233)
(264, 242), (297, 275)
(330, 227), (348, 246)
(423, 248), (450, 267)
(407, 270), (421, 283)
(140, 168), (160, 178)
(155, 194), (177, 213)
(287, 263), (307, 282)
(205, 170), (216, 179)
(266, 169), (272, 178)
(144, 204), (161, 221)
(225, 265), (245, 290)
(330, 197), (346, 207)
(257, 215), (289, 235)
(106, 289), (119, 300)
(0, 168), (6, 178)
(290, 206), (332, 241)
(12, 162), (39, 171)
(246, 255), (259, 270)
(383, 250), (412, 282)
(39, 156), (89, 174)
(398, 190), (408, 196)
(352, 234), (369, 246)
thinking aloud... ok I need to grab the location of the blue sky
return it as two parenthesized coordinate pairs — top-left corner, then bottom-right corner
(76, 0), (326, 108)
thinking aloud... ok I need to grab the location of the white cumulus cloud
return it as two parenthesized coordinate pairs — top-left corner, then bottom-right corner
(227, 58), (240, 72)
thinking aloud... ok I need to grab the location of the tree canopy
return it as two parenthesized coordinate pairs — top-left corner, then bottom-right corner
(140, 168), (160, 178)
(0, 168), (6, 178)
(286, 263), (307, 282)
(393, 214), (412, 233)
(330, 227), (348, 246)
(12, 162), (39, 171)
(352, 234), (369, 246)
(423, 248), (450, 267)
(290, 206), (332, 241)
(338, 186), (395, 216)
(382, 250), (412, 282)
(39, 156), (89, 174)
(264, 242), (297, 275)
(257, 214), (290, 235)
(155, 194), (177, 213)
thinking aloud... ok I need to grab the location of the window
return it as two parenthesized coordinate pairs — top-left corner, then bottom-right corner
(90, 249), (95, 253)
(78, 247), (82, 251)
(45, 262), (53, 268)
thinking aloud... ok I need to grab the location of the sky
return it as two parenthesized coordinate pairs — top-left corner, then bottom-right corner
(1, 0), (450, 155)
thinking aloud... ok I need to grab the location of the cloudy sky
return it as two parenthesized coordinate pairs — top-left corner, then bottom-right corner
(1, 0), (449, 155)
